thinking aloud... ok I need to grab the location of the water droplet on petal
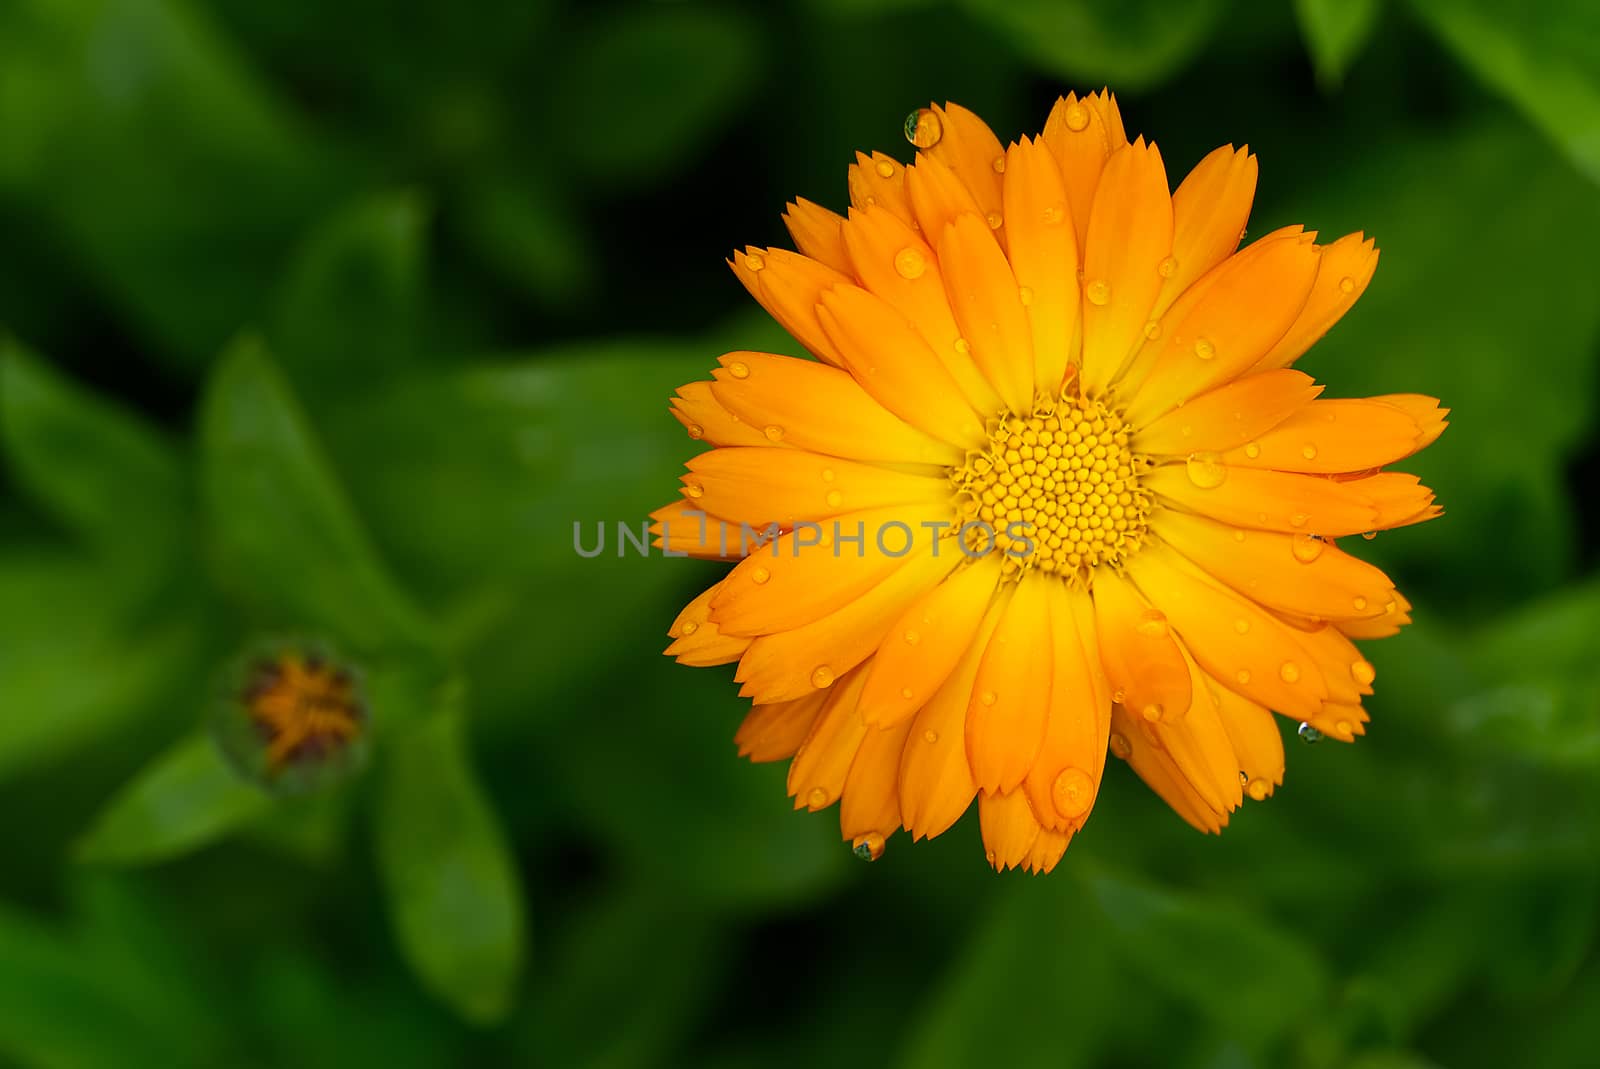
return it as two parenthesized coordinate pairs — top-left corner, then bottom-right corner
(853, 832), (885, 860)
(1157, 255), (1178, 278)
(894, 247), (927, 279)
(1338, 276), (1355, 294)
(1301, 443), (1318, 460)
(954, 337), (972, 356)
(686, 423), (705, 440)
(727, 361), (750, 379)
(745, 253), (765, 272)
(1247, 778), (1270, 801)
(806, 786), (828, 808)
(1291, 534), (1324, 563)
(1086, 279), (1112, 305)
(1018, 285), (1034, 306)
(1290, 512), (1309, 529)
(1298, 722), (1323, 743)
(684, 481), (705, 499)
(1052, 767), (1095, 819)
(750, 566), (771, 585)
(825, 489), (844, 508)
(1193, 337), (1215, 360)
(986, 212), (1003, 230)
(1141, 703), (1163, 722)
(1352, 595), (1368, 611)
(979, 690), (997, 707)
(903, 629), (921, 645)
(1233, 617), (1250, 635)
(821, 468), (837, 482)
(1063, 102), (1090, 131)
(680, 620), (699, 635)
(1135, 609), (1169, 638)
(1362, 530), (1377, 541)
(1042, 204), (1065, 225)
(764, 424), (784, 442)
(875, 159), (896, 179)
(1143, 320), (1162, 340)
(904, 108), (943, 149)
(1351, 660), (1376, 686)
(992, 154), (1007, 173)
(900, 686), (914, 700)
(923, 728), (939, 744)
(1279, 661), (1301, 683)
(1335, 718), (1353, 735)
(812, 665), (835, 688)
(1186, 452), (1227, 489)
(1244, 442), (1261, 459)
(1236, 669), (1252, 685)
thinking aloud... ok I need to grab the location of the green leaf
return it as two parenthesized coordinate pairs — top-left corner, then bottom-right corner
(198, 335), (434, 654)
(1410, 0), (1600, 184)
(455, 172), (595, 305)
(0, 339), (186, 565)
(273, 191), (428, 393)
(955, 0), (1227, 90)
(75, 733), (271, 866)
(1085, 867), (1327, 1048)
(1295, 0), (1382, 87)
(375, 708), (526, 1024)
(553, 7), (762, 186)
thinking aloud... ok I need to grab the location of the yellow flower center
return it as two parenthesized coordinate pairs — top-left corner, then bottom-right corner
(245, 653), (364, 773)
(953, 390), (1153, 584)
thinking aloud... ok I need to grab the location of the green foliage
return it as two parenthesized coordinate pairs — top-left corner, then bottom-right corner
(0, 0), (1598, 1066)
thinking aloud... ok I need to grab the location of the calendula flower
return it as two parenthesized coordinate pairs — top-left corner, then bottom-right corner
(214, 642), (369, 792)
(654, 92), (1445, 873)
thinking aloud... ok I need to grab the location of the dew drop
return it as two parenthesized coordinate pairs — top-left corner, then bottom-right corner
(954, 337), (972, 356)
(1085, 279), (1112, 306)
(853, 832), (886, 861)
(751, 566), (771, 585)
(1157, 255), (1178, 278)
(1291, 534), (1324, 563)
(1042, 204), (1065, 225)
(764, 424), (785, 442)
(1018, 285), (1034, 306)
(1335, 718), (1353, 736)
(1052, 767), (1096, 819)
(806, 786), (828, 808)
(894, 247), (927, 279)
(1185, 452), (1228, 489)
(1141, 703), (1163, 723)
(1143, 320), (1162, 341)
(1233, 617), (1250, 635)
(923, 729), (939, 744)
(727, 361), (750, 379)
(684, 481), (705, 499)
(986, 212), (1003, 230)
(1290, 512), (1309, 529)
(903, 629), (921, 645)
(1298, 722), (1323, 743)
(900, 686), (914, 700)
(904, 107), (943, 149)
(1239, 771), (1249, 786)
(875, 159), (896, 179)
(1361, 530), (1377, 541)
(821, 467), (837, 482)
(680, 620), (699, 635)
(1279, 661), (1301, 684)
(825, 489), (844, 508)
(1193, 337), (1216, 360)
(1301, 443), (1318, 460)
(1352, 595), (1368, 611)
(1243, 442), (1261, 459)
(979, 690), (997, 707)
(1109, 732), (1132, 759)
(1135, 609), (1169, 638)
(992, 154), (1007, 173)
(1232, 529), (1247, 543)
(686, 423), (705, 440)
(1247, 778), (1270, 801)
(1236, 669), (1252, 685)
(1338, 276), (1355, 295)
(1351, 659), (1376, 686)
(811, 665), (835, 689)
(1063, 102), (1090, 131)
(745, 253), (765, 272)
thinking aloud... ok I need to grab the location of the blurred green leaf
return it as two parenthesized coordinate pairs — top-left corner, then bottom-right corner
(1294, 0), (1381, 87)
(273, 191), (428, 393)
(0, 339), (186, 566)
(955, 0), (1227, 90)
(198, 335), (434, 654)
(1085, 867), (1327, 1049)
(553, 7), (762, 186)
(455, 172), (595, 305)
(375, 707), (526, 1024)
(75, 733), (271, 866)
(1410, 0), (1600, 184)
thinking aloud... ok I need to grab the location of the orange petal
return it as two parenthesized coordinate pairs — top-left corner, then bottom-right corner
(1091, 567), (1192, 722)
(847, 151), (915, 228)
(1338, 590), (1412, 639)
(735, 549), (951, 704)
(939, 211), (1036, 414)
(1024, 582), (1111, 832)
(922, 102), (1007, 242)
(1002, 136), (1081, 395)
(650, 499), (745, 561)
(783, 198), (851, 275)
(1356, 471), (1439, 530)
(1124, 543), (1329, 718)
(671, 379), (778, 448)
(840, 204), (1005, 415)
(979, 789), (1043, 872)
(1154, 145), (1258, 318)
(1135, 369), (1322, 456)
(711, 502), (950, 637)
(1123, 233), (1320, 426)
(685, 446), (946, 528)
(787, 667), (871, 810)
(710, 351), (960, 466)
(906, 151), (986, 248)
(666, 580), (751, 666)
(1303, 701), (1370, 743)
(900, 601), (1002, 839)
(1370, 394), (1450, 456)
(736, 691), (829, 762)
(1041, 91), (1130, 251)
(1212, 683), (1284, 799)
(1111, 706), (1227, 834)
(1157, 510), (1396, 622)
(816, 285), (989, 450)
(1222, 399), (1434, 474)
(1144, 464), (1380, 536)
(1078, 139), (1173, 397)
(859, 555), (1003, 727)
(1287, 622), (1374, 707)
(730, 247), (850, 366)
(1256, 232), (1380, 371)
(840, 715), (913, 843)
(1144, 648), (1243, 813)
(1021, 826), (1073, 873)
(966, 577), (1053, 793)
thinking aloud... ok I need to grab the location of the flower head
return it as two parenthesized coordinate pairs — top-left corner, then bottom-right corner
(656, 93), (1446, 873)
(215, 642), (369, 792)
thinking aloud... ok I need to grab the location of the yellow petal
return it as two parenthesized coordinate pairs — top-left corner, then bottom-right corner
(1221, 398), (1434, 474)
(923, 102), (1007, 244)
(1256, 232), (1380, 370)
(1041, 90), (1130, 251)
(1002, 135), (1081, 395)
(1144, 649), (1243, 814)
(1135, 369), (1322, 456)
(1021, 826), (1073, 873)
(979, 789), (1043, 872)
(906, 151), (986, 248)
(1154, 145), (1258, 318)
(1144, 464), (1380, 536)
(649, 499), (745, 561)
(938, 211), (1036, 414)
(787, 667), (871, 810)
(840, 715), (913, 842)
(736, 691), (829, 762)
(966, 577), (1053, 793)
(783, 198), (852, 275)
(666, 580), (751, 666)
(1091, 567), (1192, 722)
(671, 379), (780, 448)
(1111, 706), (1227, 834)
(1211, 682), (1284, 799)
(847, 151), (915, 228)
(1024, 582), (1111, 832)
(730, 247), (849, 366)
(1078, 139), (1173, 397)
(685, 446), (947, 528)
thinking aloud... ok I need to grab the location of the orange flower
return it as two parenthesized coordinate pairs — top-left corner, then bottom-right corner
(655, 92), (1446, 873)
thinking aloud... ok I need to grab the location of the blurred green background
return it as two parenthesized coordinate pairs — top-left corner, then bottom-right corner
(1, 0), (1598, 1066)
